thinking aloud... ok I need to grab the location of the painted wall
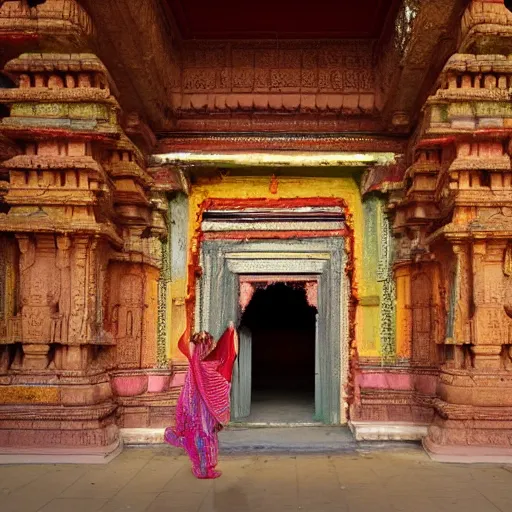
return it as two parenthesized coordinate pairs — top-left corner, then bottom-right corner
(167, 193), (189, 360)
(167, 172), (391, 362)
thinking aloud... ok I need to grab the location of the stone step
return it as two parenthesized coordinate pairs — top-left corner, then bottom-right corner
(220, 426), (357, 453)
(120, 426), (422, 455)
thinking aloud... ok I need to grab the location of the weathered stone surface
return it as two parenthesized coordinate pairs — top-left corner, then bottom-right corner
(0, 45), (170, 454)
(389, 0), (512, 459)
(2, 0), (512, 462)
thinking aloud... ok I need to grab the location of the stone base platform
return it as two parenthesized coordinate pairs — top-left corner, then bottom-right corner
(121, 426), (423, 454)
(0, 399), (121, 464)
(0, 439), (122, 464)
(117, 390), (178, 429)
(122, 428), (166, 444)
(349, 421), (429, 441)
(121, 426), (358, 452)
(423, 436), (512, 464)
(423, 399), (512, 463)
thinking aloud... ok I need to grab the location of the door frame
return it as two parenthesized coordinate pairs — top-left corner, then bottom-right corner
(197, 238), (349, 425)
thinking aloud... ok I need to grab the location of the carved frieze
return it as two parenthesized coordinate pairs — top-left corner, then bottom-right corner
(176, 41), (377, 116)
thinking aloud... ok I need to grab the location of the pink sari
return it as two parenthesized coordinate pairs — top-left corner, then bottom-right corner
(164, 325), (237, 479)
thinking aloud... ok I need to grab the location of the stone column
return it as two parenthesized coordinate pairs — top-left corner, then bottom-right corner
(350, 161), (440, 437)
(398, 0), (512, 461)
(0, 0), (178, 448)
(0, 0), (125, 460)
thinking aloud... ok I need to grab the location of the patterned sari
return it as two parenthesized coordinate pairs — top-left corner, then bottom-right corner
(164, 324), (237, 479)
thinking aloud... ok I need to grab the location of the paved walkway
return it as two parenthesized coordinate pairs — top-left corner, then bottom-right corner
(1, 446), (512, 512)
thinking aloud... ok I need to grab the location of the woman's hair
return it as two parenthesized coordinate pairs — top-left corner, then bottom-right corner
(191, 331), (214, 345)
(191, 331), (216, 360)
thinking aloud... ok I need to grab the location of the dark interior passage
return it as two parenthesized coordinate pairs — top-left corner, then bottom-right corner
(241, 283), (317, 397)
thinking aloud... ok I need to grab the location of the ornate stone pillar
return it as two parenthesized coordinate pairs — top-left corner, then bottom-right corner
(350, 161), (440, 439)
(0, 0), (141, 460)
(104, 137), (175, 428)
(0, 50), (124, 459)
(399, 0), (512, 461)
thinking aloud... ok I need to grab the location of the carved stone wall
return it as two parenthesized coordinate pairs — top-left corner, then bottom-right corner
(0, 0), (172, 457)
(3, 0), (512, 457)
(352, 177), (437, 433)
(173, 40), (379, 132)
(391, 0), (512, 461)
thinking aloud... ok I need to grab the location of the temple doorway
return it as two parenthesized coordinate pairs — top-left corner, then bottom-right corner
(237, 282), (317, 424)
(198, 231), (348, 425)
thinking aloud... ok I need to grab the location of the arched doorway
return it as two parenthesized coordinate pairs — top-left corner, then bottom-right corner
(240, 282), (317, 423)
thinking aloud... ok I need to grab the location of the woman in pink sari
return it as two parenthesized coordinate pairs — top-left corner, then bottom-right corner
(164, 322), (238, 479)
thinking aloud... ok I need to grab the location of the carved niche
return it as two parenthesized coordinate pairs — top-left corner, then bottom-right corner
(106, 264), (147, 368)
(411, 270), (437, 364)
(17, 235), (60, 344)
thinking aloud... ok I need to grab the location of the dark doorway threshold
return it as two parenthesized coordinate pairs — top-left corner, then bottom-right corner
(237, 282), (318, 425)
(230, 390), (319, 426)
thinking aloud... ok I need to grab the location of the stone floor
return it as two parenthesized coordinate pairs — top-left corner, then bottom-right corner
(1, 446), (512, 512)
(232, 390), (317, 425)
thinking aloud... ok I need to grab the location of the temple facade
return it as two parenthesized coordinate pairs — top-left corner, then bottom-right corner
(1, 0), (512, 463)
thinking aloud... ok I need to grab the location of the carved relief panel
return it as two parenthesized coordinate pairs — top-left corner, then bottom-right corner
(106, 263), (150, 369)
(178, 41), (376, 116)
(411, 270), (437, 364)
(473, 241), (511, 348)
(0, 236), (19, 343)
(17, 235), (60, 343)
(10, 233), (111, 358)
(115, 273), (144, 366)
(450, 243), (472, 345)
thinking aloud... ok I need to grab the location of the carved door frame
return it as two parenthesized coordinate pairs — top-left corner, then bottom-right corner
(197, 237), (348, 425)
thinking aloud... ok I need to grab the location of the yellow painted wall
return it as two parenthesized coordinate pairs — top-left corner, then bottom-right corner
(168, 174), (383, 359)
(358, 196), (385, 357)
